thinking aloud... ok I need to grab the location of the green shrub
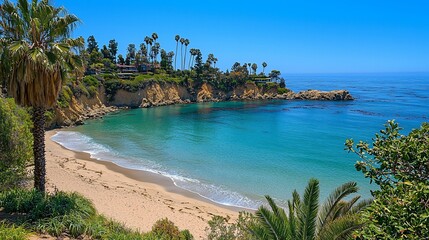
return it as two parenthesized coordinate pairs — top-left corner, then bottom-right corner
(0, 222), (28, 240)
(265, 82), (277, 89)
(87, 85), (98, 98)
(356, 182), (429, 239)
(0, 188), (43, 213)
(151, 218), (180, 238)
(0, 189), (162, 238)
(57, 85), (73, 108)
(206, 213), (254, 240)
(77, 81), (90, 97)
(0, 98), (33, 190)
(0, 189), (95, 220)
(347, 121), (429, 239)
(83, 75), (100, 87)
(150, 218), (193, 240)
(104, 78), (121, 101)
(277, 87), (290, 94)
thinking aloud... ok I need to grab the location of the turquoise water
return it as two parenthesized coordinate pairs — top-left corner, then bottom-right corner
(52, 73), (429, 209)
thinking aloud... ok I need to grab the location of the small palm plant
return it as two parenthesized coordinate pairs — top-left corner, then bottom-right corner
(249, 178), (371, 240)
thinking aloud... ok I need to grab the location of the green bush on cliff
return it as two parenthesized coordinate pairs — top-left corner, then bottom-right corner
(57, 85), (73, 108)
(277, 87), (290, 94)
(0, 98), (33, 190)
(82, 75), (100, 88)
(104, 78), (121, 101)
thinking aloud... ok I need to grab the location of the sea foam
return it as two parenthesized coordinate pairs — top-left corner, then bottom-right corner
(51, 131), (262, 209)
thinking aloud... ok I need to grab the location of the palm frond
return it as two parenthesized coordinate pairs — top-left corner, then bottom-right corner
(349, 198), (373, 214)
(297, 178), (320, 240)
(2, 0), (81, 108)
(318, 181), (358, 229)
(335, 196), (361, 217)
(317, 214), (363, 240)
(255, 204), (288, 240)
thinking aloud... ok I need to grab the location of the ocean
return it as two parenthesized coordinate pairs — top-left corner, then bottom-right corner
(51, 72), (429, 209)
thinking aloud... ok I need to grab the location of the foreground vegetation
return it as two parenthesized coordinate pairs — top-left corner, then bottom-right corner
(346, 121), (429, 239)
(1, 0), (428, 239)
(0, 189), (192, 239)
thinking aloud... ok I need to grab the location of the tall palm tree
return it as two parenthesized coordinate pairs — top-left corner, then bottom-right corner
(0, 0), (82, 193)
(151, 33), (158, 64)
(179, 38), (185, 70)
(144, 36), (151, 61)
(262, 62), (267, 75)
(251, 63), (258, 75)
(249, 179), (371, 240)
(174, 35), (180, 70)
(151, 32), (158, 44)
(183, 39), (190, 70)
(188, 48), (198, 69)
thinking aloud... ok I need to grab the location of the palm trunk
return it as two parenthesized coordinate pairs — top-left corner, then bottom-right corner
(175, 42), (178, 70)
(184, 46), (188, 70)
(180, 45), (183, 70)
(188, 54), (192, 69)
(33, 106), (46, 193)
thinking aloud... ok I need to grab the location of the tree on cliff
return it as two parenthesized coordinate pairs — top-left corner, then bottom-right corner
(180, 38), (185, 70)
(262, 62), (267, 75)
(87, 35), (98, 53)
(251, 63), (258, 75)
(108, 39), (118, 63)
(174, 35), (180, 70)
(0, 0), (82, 193)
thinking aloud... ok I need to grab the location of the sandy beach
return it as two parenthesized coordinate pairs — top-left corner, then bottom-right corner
(45, 130), (241, 239)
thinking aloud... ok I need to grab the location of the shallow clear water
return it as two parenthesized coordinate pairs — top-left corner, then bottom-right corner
(52, 72), (429, 209)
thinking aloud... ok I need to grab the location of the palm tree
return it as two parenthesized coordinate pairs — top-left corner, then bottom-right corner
(251, 63), (258, 75)
(180, 38), (185, 70)
(174, 35), (180, 70)
(144, 36), (151, 60)
(183, 39), (190, 70)
(0, 0), (82, 193)
(247, 63), (251, 75)
(152, 32), (158, 44)
(249, 179), (371, 240)
(262, 62), (267, 75)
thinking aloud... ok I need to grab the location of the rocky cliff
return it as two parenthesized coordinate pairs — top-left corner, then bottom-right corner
(52, 81), (353, 127)
(109, 81), (353, 108)
(49, 88), (116, 128)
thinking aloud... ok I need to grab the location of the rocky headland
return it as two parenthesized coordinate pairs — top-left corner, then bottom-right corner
(49, 81), (353, 128)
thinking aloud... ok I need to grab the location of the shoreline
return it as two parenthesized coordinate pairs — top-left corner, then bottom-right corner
(45, 130), (243, 239)
(69, 138), (251, 213)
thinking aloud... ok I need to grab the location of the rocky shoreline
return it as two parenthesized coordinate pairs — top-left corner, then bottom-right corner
(50, 81), (353, 128)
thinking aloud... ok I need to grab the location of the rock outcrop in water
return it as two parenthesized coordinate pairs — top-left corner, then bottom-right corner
(288, 89), (354, 101)
(50, 81), (353, 127)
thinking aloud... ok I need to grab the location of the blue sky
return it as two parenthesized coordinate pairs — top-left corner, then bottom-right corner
(52, 0), (429, 74)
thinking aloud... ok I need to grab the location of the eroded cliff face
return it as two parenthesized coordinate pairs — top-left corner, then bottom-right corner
(49, 87), (116, 128)
(109, 81), (291, 107)
(52, 81), (353, 127)
(112, 82), (191, 108)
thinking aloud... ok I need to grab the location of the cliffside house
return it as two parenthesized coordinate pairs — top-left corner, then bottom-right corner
(252, 77), (271, 83)
(117, 64), (138, 73)
(116, 64), (138, 79)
